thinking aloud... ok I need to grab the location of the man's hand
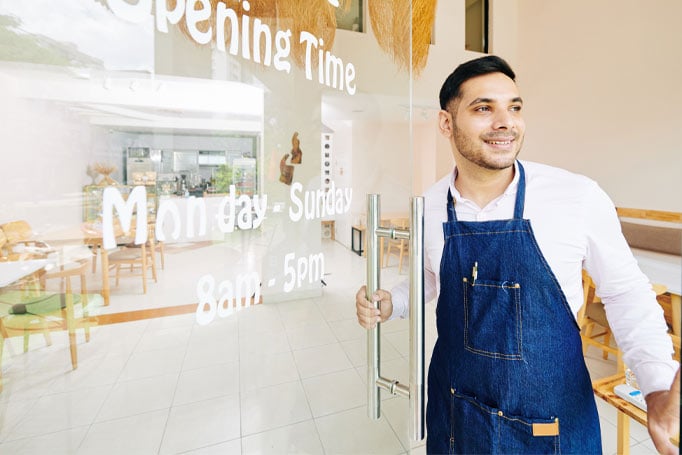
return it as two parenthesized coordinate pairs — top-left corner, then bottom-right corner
(355, 286), (393, 329)
(646, 367), (680, 455)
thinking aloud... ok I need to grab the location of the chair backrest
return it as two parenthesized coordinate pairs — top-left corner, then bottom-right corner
(616, 207), (682, 256)
(0, 220), (33, 244)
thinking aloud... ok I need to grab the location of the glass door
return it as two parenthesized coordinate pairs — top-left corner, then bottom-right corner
(0, 1), (421, 452)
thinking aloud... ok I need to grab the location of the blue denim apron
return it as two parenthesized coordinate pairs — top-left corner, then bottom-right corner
(426, 162), (601, 454)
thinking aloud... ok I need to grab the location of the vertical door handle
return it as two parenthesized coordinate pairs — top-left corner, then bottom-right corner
(365, 194), (425, 441)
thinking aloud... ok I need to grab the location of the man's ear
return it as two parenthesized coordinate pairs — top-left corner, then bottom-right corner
(438, 110), (453, 138)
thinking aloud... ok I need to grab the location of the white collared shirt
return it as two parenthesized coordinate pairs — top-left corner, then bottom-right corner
(390, 160), (676, 396)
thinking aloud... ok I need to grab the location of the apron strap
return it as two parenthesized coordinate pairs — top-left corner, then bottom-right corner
(513, 161), (526, 219)
(447, 189), (457, 222)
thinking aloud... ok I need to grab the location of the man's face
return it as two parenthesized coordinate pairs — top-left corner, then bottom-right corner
(441, 72), (526, 171)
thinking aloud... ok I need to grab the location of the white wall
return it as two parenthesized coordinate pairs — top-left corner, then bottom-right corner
(405, 0), (682, 212)
(0, 92), (109, 234)
(515, 0), (682, 211)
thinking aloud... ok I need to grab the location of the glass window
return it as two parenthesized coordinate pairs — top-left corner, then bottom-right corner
(335, 0), (363, 32)
(465, 0), (489, 53)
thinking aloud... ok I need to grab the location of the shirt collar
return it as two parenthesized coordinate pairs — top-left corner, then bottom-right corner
(449, 160), (521, 207)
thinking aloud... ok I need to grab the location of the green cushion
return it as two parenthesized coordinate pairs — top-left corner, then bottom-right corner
(0, 290), (81, 316)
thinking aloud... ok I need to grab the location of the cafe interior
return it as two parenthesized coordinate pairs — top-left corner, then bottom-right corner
(0, 1), (680, 453)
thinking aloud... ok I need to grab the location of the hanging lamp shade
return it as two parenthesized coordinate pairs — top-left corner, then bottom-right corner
(105, 0), (436, 76)
(369, 0), (436, 77)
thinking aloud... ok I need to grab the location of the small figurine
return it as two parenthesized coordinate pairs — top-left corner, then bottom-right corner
(290, 132), (303, 164)
(279, 153), (294, 185)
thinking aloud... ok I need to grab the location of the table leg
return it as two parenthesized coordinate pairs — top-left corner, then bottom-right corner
(351, 227), (364, 256)
(617, 411), (630, 455)
(101, 247), (110, 306)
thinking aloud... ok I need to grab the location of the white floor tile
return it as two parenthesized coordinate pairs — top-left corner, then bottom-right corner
(181, 438), (241, 454)
(381, 318), (410, 334)
(285, 320), (337, 350)
(240, 351), (299, 392)
(0, 426), (88, 455)
(189, 318), (239, 347)
(135, 325), (193, 353)
(174, 361), (240, 406)
(328, 318), (366, 342)
(380, 395), (410, 451)
(241, 419), (324, 454)
(239, 328), (290, 359)
(238, 304), (284, 335)
(183, 336), (240, 371)
(302, 368), (366, 417)
(78, 409), (168, 454)
(0, 363), (59, 404)
(316, 301), (354, 323)
(0, 397), (37, 440)
(5, 386), (110, 440)
(340, 336), (403, 368)
(384, 330), (409, 357)
(118, 346), (185, 382)
(48, 353), (129, 394)
(241, 381), (312, 435)
(159, 394), (241, 454)
(630, 440), (659, 454)
(292, 343), (352, 379)
(315, 406), (404, 454)
(276, 299), (325, 328)
(95, 373), (177, 423)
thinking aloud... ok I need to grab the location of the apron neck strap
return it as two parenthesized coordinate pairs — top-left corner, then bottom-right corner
(513, 161), (526, 219)
(447, 161), (527, 222)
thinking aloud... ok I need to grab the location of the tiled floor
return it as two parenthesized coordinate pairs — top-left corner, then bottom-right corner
(0, 239), (660, 454)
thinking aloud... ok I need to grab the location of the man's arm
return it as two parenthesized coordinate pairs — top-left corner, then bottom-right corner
(581, 183), (679, 452)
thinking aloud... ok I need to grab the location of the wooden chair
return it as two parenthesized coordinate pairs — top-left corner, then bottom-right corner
(579, 270), (668, 373)
(106, 225), (158, 294)
(0, 259), (93, 392)
(0, 220), (53, 261)
(579, 270), (623, 369)
(149, 222), (165, 270)
(383, 218), (409, 273)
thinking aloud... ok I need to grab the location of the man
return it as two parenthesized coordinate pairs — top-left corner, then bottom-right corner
(355, 55), (680, 454)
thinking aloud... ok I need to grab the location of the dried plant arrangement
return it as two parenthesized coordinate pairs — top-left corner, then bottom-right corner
(92, 162), (118, 186)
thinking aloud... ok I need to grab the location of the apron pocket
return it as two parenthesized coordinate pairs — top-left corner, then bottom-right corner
(451, 389), (560, 454)
(463, 278), (522, 359)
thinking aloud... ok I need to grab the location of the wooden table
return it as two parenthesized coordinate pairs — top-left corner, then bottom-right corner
(593, 374), (679, 454)
(593, 374), (647, 455)
(351, 215), (409, 260)
(351, 225), (365, 256)
(0, 260), (48, 287)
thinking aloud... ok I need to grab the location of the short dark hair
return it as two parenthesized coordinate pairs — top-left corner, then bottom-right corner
(439, 55), (516, 110)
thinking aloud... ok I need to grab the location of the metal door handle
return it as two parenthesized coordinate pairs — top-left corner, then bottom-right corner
(365, 194), (425, 441)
